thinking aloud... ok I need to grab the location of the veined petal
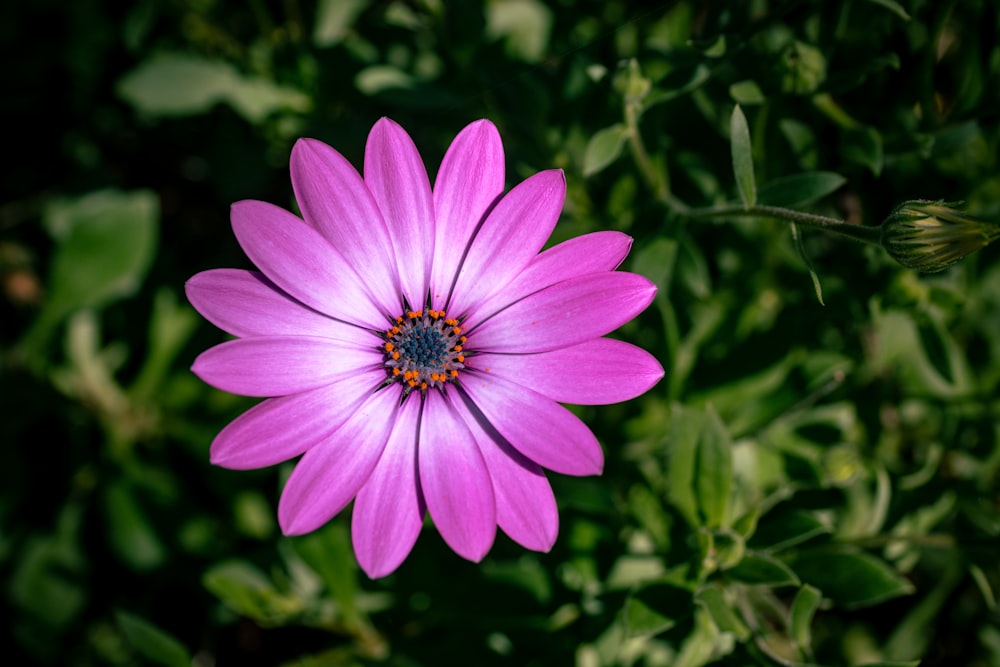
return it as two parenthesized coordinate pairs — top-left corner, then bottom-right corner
(192, 336), (381, 397)
(455, 404), (558, 552)
(419, 391), (496, 562)
(185, 269), (369, 342)
(291, 138), (401, 314)
(352, 396), (425, 578)
(430, 120), (504, 309)
(469, 231), (633, 321)
(365, 118), (434, 310)
(210, 369), (386, 470)
(471, 272), (656, 354)
(231, 200), (387, 329)
(474, 338), (664, 405)
(459, 372), (603, 476)
(448, 170), (566, 318)
(278, 387), (400, 535)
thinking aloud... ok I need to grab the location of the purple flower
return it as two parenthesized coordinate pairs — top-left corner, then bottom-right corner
(186, 118), (663, 577)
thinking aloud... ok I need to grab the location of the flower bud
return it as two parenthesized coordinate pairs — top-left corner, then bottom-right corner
(880, 200), (1000, 273)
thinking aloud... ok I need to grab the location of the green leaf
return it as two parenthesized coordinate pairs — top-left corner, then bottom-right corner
(749, 509), (832, 552)
(117, 52), (310, 121)
(23, 189), (158, 358)
(103, 481), (166, 571)
(843, 125), (884, 176)
(695, 586), (751, 640)
(621, 582), (691, 638)
(790, 549), (915, 609)
(789, 584), (822, 655)
(130, 288), (199, 400)
(665, 404), (702, 527)
(313, 0), (369, 47)
(757, 172), (846, 208)
(695, 406), (733, 528)
(645, 64), (711, 106)
(729, 80), (765, 105)
(290, 521), (362, 623)
(727, 552), (800, 586)
(730, 104), (756, 207)
(863, 0), (911, 20)
(116, 611), (192, 667)
(233, 491), (276, 540)
(485, 0), (553, 63)
(203, 560), (301, 625)
(583, 123), (629, 176)
(8, 504), (87, 631)
(790, 222), (825, 306)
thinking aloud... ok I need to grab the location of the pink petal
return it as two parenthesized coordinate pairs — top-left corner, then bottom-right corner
(473, 338), (664, 405)
(458, 372), (603, 476)
(291, 138), (401, 315)
(192, 336), (381, 397)
(456, 405), (558, 551)
(278, 387), (400, 535)
(185, 269), (369, 342)
(468, 231), (633, 321)
(210, 369), (386, 470)
(352, 396), (425, 578)
(430, 120), (505, 310)
(418, 391), (497, 562)
(231, 200), (388, 329)
(364, 118), (434, 310)
(447, 170), (566, 318)
(470, 271), (656, 354)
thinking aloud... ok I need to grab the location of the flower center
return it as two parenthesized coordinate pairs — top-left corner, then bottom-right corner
(381, 309), (467, 395)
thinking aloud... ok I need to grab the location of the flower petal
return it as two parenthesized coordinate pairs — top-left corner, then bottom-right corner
(365, 118), (434, 310)
(469, 231), (633, 321)
(210, 369), (386, 470)
(471, 271), (656, 354)
(458, 372), (603, 476)
(430, 120), (505, 309)
(448, 170), (566, 318)
(278, 387), (400, 535)
(352, 396), (425, 578)
(474, 338), (664, 405)
(419, 391), (496, 562)
(291, 138), (401, 314)
(185, 269), (369, 342)
(231, 200), (387, 329)
(456, 404), (558, 551)
(192, 336), (381, 397)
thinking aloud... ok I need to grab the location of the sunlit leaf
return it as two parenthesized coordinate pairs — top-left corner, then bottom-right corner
(695, 586), (751, 640)
(790, 584), (823, 656)
(22, 189), (158, 358)
(313, 0), (369, 47)
(583, 123), (629, 177)
(117, 53), (310, 121)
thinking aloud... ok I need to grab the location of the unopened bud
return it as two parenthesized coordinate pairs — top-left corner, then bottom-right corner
(880, 200), (1000, 273)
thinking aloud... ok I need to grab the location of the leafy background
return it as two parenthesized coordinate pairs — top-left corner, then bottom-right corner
(3, 0), (1000, 665)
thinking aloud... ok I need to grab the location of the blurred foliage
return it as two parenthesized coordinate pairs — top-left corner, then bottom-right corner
(3, 0), (1000, 665)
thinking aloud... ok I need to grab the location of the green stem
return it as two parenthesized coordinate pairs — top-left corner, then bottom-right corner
(686, 204), (883, 246)
(624, 98), (690, 212)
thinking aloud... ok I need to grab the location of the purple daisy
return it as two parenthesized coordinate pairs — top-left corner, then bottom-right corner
(186, 118), (663, 578)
